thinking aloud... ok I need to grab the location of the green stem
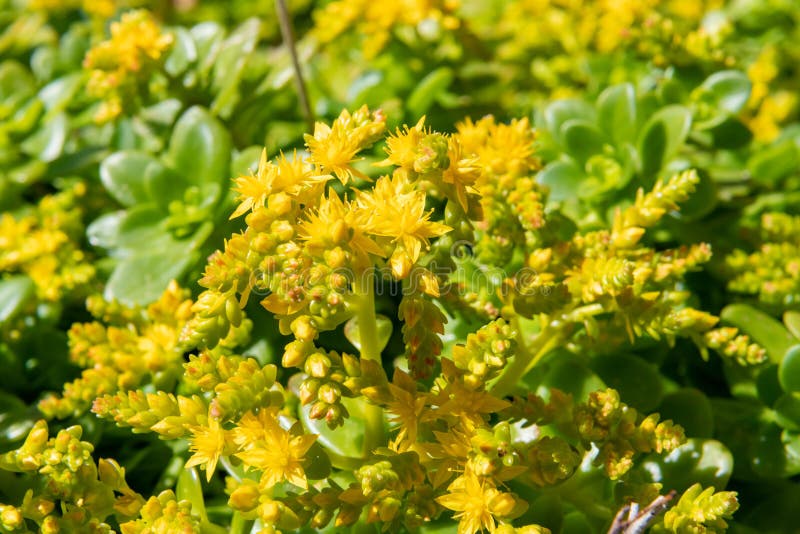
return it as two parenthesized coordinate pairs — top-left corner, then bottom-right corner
(177, 467), (208, 523)
(542, 463), (614, 521)
(490, 318), (562, 398)
(355, 273), (380, 362)
(200, 523), (229, 534)
(354, 270), (385, 456)
(229, 511), (252, 534)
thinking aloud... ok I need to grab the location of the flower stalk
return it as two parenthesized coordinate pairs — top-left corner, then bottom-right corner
(490, 319), (564, 398)
(353, 271), (386, 455)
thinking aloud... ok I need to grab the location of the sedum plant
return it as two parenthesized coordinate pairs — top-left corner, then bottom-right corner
(3, 1), (800, 533)
(20, 107), (754, 533)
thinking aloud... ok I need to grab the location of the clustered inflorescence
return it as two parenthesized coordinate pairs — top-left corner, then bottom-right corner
(5, 0), (795, 532)
(0, 106), (747, 533)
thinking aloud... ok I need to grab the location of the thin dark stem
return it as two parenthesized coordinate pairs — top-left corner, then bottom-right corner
(275, 0), (314, 133)
(607, 491), (676, 534)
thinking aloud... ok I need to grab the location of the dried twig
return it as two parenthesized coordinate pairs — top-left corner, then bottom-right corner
(275, 0), (314, 132)
(607, 491), (677, 534)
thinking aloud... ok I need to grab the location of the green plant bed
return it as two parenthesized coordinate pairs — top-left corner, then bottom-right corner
(1, 1), (800, 533)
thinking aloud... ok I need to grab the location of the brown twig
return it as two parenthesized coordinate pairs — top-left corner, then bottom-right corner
(275, 0), (314, 133)
(607, 491), (677, 534)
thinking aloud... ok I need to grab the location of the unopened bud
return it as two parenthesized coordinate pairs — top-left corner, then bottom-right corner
(229, 483), (261, 512)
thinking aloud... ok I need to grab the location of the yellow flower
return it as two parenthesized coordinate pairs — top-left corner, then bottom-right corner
(83, 9), (173, 121)
(304, 106), (386, 184)
(185, 418), (229, 482)
(358, 174), (451, 278)
(456, 116), (537, 178)
(234, 410), (317, 490)
(305, 123), (365, 183)
(442, 136), (480, 212)
(230, 150), (325, 219)
(385, 369), (428, 449)
(436, 470), (517, 534)
(379, 117), (428, 169)
(82, 0), (114, 18)
(299, 192), (385, 268)
(426, 366), (510, 434)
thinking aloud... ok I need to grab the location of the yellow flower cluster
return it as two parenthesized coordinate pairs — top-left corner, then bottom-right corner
(38, 281), (194, 419)
(76, 108), (758, 533)
(745, 45), (798, 142)
(28, 0), (117, 19)
(491, 0), (732, 80)
(481, 169), (766, 399)
(184, 106), (470, 364)
(726, 212), (800, 310)
(312, 0), (461, 57)
(83, 9), (172, 122)
(0, 420), (145, 533)
(0, 183), (95, 303)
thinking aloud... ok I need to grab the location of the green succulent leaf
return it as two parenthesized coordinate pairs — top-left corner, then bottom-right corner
(590, 353), (663, 412)
(537, 160), (584, 201)
(659, 389), (714, 438)
(100, 151), (161, 208)
(543, 99), (596, 147)
(638, 105), (692, 180)
(784, 312), (800, 339)
(698, 70), (752, 115)
(344, 314), (393, 354)
(167, 106), (232, 188)
(773, 392), (800, 431)
(210, 18), (261, 118)
(407, 67), (454, 119)
(644, 438), (734, 491)
(299, 398), (367, 466)
(778, 345), (800, 393)
(176, 467), (208, 523)
(562, 119), (607, 165)
(19, 111), (67, 162)
(104, 234), (201, 305)
(0, 276), (35, 325)
(86, 210), (126, 250)
(597, 82), (637, 145)
(164, 27), (198, 77)
(748, 137), (799, 185)
(37, 73), (83, 117)
(531, 354), (606, 402)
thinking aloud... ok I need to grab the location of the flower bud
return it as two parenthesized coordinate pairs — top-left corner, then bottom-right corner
(305, 352), (331, 378)
(290, 316), (317, 341)
(228, 482), (261, 512)
(0, 506), (23, 530)
(414, 133), (450, 173)
(318, 383), (341, 405)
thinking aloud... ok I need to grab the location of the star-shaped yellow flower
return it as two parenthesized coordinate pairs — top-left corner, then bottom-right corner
(185, 417), (229, 482)
(357, 174), (451, 278)
(304, 106), (386, 184)
(298, 192), (385, 269)
(234, 410), (317, 490)
(230, 150), (324, 219)
(436, 470), (517, 534)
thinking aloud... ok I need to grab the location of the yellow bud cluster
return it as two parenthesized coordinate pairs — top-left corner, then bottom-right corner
(0, 421), (144, 532)
(39, 281), (193, 419)
(726, 212), (800, 310)
(0, 183), (95, 303)
(83, 10), (173, 122)
(312, 0), (461, 57)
